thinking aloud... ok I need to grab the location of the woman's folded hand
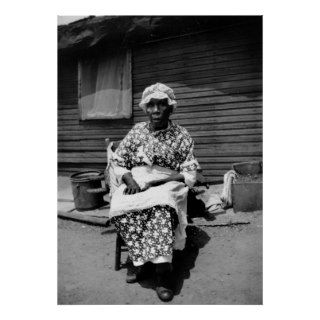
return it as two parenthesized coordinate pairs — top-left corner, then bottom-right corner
(122, 173), (141, 195)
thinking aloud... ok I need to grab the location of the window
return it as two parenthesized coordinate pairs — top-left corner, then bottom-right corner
(78, 49), (132, 120)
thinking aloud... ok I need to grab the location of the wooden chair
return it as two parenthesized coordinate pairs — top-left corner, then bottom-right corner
(104, 139), (124, 270)
(104, 138), (209, 271)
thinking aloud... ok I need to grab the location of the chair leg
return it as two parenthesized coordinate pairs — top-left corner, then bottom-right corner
(115, 233), (122, 271)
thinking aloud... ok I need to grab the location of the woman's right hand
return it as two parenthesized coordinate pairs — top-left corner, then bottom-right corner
(122, 173), (141, 195)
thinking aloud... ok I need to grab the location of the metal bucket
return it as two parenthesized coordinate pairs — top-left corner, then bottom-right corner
(70, 171), (109, 211)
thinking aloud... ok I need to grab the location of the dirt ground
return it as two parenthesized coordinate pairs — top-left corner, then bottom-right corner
(58, 210), (262, 305)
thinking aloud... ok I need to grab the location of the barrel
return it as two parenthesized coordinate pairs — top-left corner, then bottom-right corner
(70, 171), (108, 211)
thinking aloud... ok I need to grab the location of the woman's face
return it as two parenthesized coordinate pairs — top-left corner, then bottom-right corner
(146, 98), (172, 130)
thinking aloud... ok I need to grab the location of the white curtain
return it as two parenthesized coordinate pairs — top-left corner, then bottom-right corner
(79, 50), (132, 120)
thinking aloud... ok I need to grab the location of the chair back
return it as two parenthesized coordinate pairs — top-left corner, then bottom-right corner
(104, 139), (122, 197)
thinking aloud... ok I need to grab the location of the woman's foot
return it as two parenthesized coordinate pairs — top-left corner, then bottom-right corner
(156, 284), (174, 302)
(155, 263), (174, 302)
(126, 264), (143, 283)
(126, 262), (154, 283)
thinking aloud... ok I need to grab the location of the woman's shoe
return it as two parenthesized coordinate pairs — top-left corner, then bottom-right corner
(126, 265), (143, 283)
(155, 263), (174, 302)
(156, 284), (174, 302)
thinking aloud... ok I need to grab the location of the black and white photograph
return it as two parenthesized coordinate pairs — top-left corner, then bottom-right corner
(2, 0), (320, 317)
(57, 15), (263, 305)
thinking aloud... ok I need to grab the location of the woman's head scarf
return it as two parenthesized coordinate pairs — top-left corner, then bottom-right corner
(139, 83), (177, 112)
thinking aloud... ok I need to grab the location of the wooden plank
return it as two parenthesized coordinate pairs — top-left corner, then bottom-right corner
(133, 28), (259, 56)
(133, 72), (262, 93)
(173, 107), (262, 119)
(199, 169), (234, 176)
(176, 100), (262, 111)
(58, 136), (126, 143)
(58, 98), (78, 105)
(134, 50), (262, 76)
(58, 140), (106, 147)
(58, 146), (107, 151)
(134, 57), (262, 80)
(58, 127), (130, 135)
(172, 79), (262, 96)
(58, 119), (133, 128)
(134, 51), (262, 78)
(189, 128), (262, 137)
(57, 124), (129, 132)
(58, 134), (126, 141)
(198, 163), (234, 170)
(133, 57), (262, 82)
(133, 76), (262, 99)
(195, 149), (262, 157)
(194, 135), (262, 144)
(134, 28), (261, 63)
(58, 113), (79, 120)
(58, 109), (79, 116)
(58, 152), (106, 159)
(58, 157), (108, 164)
(133, 66), (262, 90)
(185, 123), (263, 133)
(169, 114), (262, 126)
(134, 42), (262, 68)
(58, 123), (133, 132)
(133, 68), (262, 89)
(197, 156), (262, 163)
(58, 104), (78, 110)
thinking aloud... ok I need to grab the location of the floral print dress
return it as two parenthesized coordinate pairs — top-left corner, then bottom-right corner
(112, 121), (199, 266)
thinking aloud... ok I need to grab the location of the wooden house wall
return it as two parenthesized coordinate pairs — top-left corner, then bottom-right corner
(58, 21), (262, 183)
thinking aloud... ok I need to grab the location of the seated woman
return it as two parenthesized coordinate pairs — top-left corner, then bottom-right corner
(109, 83), (199, 302)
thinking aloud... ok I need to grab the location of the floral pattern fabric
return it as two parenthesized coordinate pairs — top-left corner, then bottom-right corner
(114, 121), (199, 173)
(113, 205), (178, 265)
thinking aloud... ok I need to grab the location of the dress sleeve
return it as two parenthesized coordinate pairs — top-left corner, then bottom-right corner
(179, 136), (199, 188)
(112, 126), (137, 183)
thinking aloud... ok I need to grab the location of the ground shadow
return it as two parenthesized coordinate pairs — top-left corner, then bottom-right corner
(172, 226), (211, 295)
(137, 225), (210, 296)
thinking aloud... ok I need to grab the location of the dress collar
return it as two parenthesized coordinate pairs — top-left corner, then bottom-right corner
(147, 120), (173, 133)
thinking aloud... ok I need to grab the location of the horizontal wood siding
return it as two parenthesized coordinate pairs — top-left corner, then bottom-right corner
(58, 54), (135, 175)
(58, 21), (262, 183)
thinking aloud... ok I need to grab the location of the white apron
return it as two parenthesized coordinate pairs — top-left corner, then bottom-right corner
(109, 165), (189, 250)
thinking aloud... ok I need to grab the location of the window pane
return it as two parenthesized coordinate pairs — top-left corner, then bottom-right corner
(79, 50), (132, 120)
